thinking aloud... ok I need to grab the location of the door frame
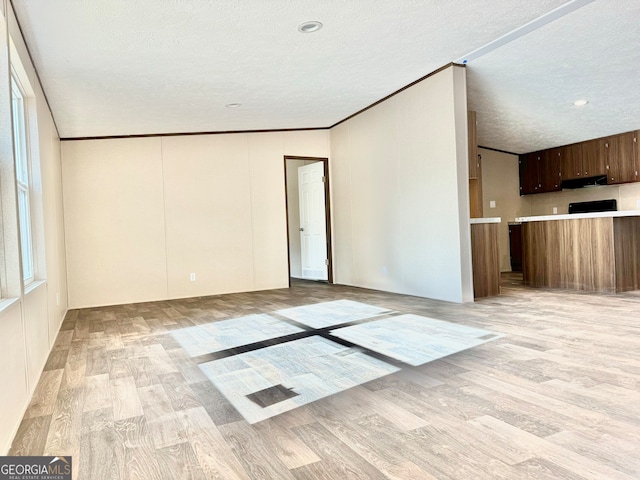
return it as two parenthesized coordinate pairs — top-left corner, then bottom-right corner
(283, 155), (333, 286)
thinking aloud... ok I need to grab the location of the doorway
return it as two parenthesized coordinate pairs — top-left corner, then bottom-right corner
(284, 156), (333, 285)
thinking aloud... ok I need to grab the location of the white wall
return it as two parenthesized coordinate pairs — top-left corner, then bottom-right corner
(0, 4), (68, 454)
(61, 130), (330, 308)
(330, 65), (473, 303)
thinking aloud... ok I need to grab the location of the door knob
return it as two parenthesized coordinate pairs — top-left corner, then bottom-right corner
(299, 227), (304, 231)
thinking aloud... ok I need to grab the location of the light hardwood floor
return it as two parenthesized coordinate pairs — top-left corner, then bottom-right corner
(10, 276), (640, 479)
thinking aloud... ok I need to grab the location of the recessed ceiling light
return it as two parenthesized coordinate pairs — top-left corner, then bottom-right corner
(298, 21), (322, 33)
(225, 103), (241, 108)
(573, 100), (589, 106)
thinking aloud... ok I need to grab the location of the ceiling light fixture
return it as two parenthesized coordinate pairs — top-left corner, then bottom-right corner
(225, 103), (241, 108)
(298, 21), (322, 33)
(573, 100), (589, 106)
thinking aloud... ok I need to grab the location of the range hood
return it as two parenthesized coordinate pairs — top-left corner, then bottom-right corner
(560, 174), (607, 190)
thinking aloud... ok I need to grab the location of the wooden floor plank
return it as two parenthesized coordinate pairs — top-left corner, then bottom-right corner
(469, 415), (638, 480)
(289, 422), (388, 480)
(252, 420), (321, 470)
(83, 374), (112, 412)
(43, 387), (84, 457)
(155, 442), (207, 480)
(23, 369), (64, 419)
(110, 376), (144, 421)
(176, 407), (250, 480)
(8, 276), (639, 479)
(9, 415), (51, 456)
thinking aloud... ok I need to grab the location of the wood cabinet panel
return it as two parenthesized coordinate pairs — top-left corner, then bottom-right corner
(508, 224), (522, 272)
(581, 139), (606, 177)
(468, 111), (482, 218)
(539, 148), (562, 192)
(469, 178), (482, 218)
(606, 132), (637, 184)
(519, 152), (540, 195)
(614, 217), (640, 292)
(468, 111), (479, 179)
(471, 223), (500, 298)
(636, 130), (640, 179)
(517, 129), (640, 196)
(522, 218), (616, 293)
(560, 143), (582, 180)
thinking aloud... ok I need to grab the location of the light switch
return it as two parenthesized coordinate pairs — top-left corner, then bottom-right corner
(489, 200), (496, 208)
(636, 200), (640, 209)
(553, 207), (558, 214)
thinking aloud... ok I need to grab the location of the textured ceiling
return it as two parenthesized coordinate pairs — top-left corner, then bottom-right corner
(467, 0), (640, 154)
(10, 0), (639, 153)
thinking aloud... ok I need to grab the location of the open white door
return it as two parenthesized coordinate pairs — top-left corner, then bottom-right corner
(298, 162), (328, 280)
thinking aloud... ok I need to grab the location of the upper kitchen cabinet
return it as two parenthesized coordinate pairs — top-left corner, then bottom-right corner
(519, 152), (540, 195)
(468, 111), (479, 179)
(468, 111), (483, 218)
(605, 131), (638, 184)
(539, 148), (562, 192)
(518, 129), (640, 195)
(581, 139), (607, 177)
(560, 143), (583, 180)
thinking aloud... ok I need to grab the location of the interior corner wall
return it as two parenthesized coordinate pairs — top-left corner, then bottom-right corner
(329, 65), (473, 303)
(61, 130), (330, 308)
(1, 3), (68, 455)
(479, 147), (530, 272)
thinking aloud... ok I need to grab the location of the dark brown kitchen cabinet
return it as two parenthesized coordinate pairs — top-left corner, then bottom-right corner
(605, 132), (638, 184)
(518, 128), (640, 195)
(508, 223), (523, 272)
(519, 152), (540, 195)
(581, 139), (607, 177)
(637, 130), (640, 176)
(468, 111), (483, 218)
(560, 143), (583, 180)
(539, 148), (562, 192)
(468, 111), (479, 179)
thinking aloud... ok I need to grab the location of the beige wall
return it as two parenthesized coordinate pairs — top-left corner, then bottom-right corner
(1, 5), (68, 454)
(527, 182), (640, 216)
(330, 65), (473, 303)
(62, 138), (167, 306)
(479, 148), (530, 271)
(61, 130), (330, 308)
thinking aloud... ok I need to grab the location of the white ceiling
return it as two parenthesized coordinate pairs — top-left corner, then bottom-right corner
(10, 0), (640, 153)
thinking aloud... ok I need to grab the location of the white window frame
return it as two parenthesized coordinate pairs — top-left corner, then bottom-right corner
(10, 72), (35, 285)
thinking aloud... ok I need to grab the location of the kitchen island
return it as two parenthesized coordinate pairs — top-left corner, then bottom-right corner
(515, 211), (640, 293)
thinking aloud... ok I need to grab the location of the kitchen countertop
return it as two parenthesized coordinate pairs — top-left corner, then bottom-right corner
(470, 217), (501, 224)
(515, 210), (640, 223)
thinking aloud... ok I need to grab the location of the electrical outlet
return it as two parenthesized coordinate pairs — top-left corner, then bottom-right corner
(636, 200), (640, 209)
(489, 200), (496, 208)
(190, 273), (196, 282)
(553, 207), (558, 214)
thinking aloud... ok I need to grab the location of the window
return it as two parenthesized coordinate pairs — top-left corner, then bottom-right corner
(11, 75), (34, 284)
